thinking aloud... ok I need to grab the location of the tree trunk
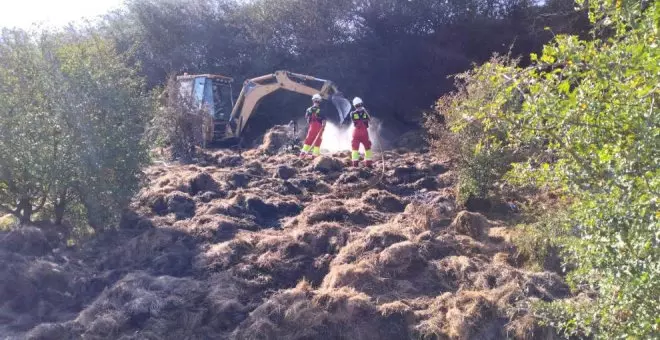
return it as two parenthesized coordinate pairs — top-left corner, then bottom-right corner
(54, 191), (67, 225)
(54, 202), (65, 225)
(17, 198), (32, 224)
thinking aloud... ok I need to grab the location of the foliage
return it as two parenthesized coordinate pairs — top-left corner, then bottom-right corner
(146, 76), (209, 162)
(426, 55), (526, 204)
(96, 0), (588, 138)
(427, 0), (659, 337)
(0, 29), (151, 229)
(0, 214), (18, 231)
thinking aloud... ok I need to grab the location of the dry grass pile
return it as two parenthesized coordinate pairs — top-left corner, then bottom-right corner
(412, 265), (569, 339)
(8, 126), (572, 339)
(361, 189), (406, 213)
(288, 198), (389, 228)
(259, 125), (292, 154)
(198, 222), (351, 294)
(0, 226), (52, 256)
(0, 245), (93, 334)
(99, 228), (197, 277)
(450, 210), (492, 240)
(312, 155), (344, 173)
(25, 272), (247, 340)
(231, 282), (409, 340)
(274, 164), (297, 179)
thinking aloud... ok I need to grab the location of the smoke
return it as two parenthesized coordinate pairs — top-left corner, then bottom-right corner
(319, 118), (385, 153)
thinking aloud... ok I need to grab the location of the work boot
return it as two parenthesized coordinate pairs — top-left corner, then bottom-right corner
(365, 160), (373, 168)
(299, 152), (309, 159)
(351, 160), (359, 167)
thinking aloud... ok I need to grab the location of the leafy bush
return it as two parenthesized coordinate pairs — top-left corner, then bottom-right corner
(146, 76), (210, 162)
(425, 55), (535, 204)
(0, 214), (18, 231)
(427, 0), (659, 337)
(0, 29), (151, 229)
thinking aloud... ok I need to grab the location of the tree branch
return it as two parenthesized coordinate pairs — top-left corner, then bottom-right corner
(0, 203), (18, 217)
(32, 189), (49, 214)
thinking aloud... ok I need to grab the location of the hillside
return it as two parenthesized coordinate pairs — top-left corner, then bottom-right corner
(0, 127), (571, 340)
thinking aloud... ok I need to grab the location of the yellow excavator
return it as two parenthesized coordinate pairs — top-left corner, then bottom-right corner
(174, 70), (351, 147)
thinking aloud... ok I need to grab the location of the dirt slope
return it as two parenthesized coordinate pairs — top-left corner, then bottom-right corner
(0, 127), (569, 340)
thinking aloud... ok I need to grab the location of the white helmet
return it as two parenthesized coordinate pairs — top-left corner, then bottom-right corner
(352, 97), (363, 106)
(312, 93), (322, 102)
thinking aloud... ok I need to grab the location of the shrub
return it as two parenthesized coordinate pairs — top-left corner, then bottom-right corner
(426, 0), (659, 337)
(0, 29), (151, 229)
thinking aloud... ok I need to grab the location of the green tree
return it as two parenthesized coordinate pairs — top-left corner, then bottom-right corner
(96, 0), (586, 136)
(427, 0), (659, 337)
(0, 28), (151, 229)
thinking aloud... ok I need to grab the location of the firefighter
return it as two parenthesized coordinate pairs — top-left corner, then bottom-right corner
(300, 93), (326, 158)
(349, 97), (373, 167)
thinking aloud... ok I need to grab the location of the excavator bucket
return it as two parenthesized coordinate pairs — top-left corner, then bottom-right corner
(330, 94), (352, 124)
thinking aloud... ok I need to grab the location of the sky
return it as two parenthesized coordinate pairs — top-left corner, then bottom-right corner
(0, 0), (124, 29)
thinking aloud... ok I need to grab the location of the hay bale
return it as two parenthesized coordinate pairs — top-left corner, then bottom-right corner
(312, 156), (343, 173)
(300, 200), (349, 225)
(362, 190), (405, 213)
(216, 155), (242, 167)
(274, 165), (297, 180)
(291, 223), (350, 259)
(70, 272), (230, 338)
(378, 241), (421, 275)
(275, 181), (303, 196)
(364, 225), (408, 251)
(378, 301), (413, 318)
(413, 176), (438, 190)
(205, 275), (249, 330)
(275, 200), (303, 217)
(346, 204), (386, 226)
(446, 293), (498, 339)
(186, 215), (246, 241)
(232, 286), (406, 340)
(0, 226), (51, 256)
(245, 196), (278, 220)
(198, 190), (223, 203)
(311, 181), (332, 194)
(101, 228), (187, 273)
(226, 173), (250, 188)
(334, 172), (360, 185)
(165, 191), (195, 219)
(196, 237), (255, 271)
(260, 125), (290, 154)
(188, 172), (219, 195)
(492, 252), (511, 266)
(321, 263), (385, 294)
(433, 256), (482, 290)
(449, 211), (490, 240)
(0, 249), (79, 332)
(245, 161), (266, 176)
(141, 192), (168, 215)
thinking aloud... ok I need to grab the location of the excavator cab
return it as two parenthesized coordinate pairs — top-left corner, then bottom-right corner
(175, 73), (235, 145)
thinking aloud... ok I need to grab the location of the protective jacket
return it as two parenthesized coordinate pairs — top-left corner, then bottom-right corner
(350, 107), (373, 166)
(301, 105), (325, 156)
(305, 105), (325, 123)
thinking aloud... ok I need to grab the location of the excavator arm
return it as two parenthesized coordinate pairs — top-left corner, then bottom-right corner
(225, 70), (350, 139)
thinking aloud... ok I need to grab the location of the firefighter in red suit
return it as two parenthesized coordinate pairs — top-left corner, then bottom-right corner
(349, 97), (373, 167)
(300, 93), (326, 158)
